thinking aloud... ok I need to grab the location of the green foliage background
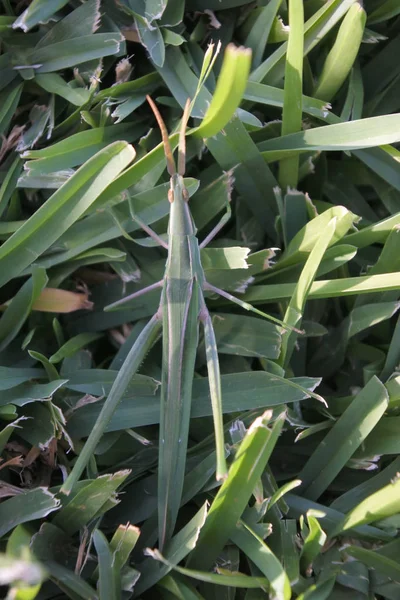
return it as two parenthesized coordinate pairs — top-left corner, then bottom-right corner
(1, 0), (400, 598)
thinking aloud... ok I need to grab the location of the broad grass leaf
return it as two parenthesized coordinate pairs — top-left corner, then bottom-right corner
(332, 478), (400, 536)
(209, 312), (281, 359)
(298, 376), (388, 501)
(0, 488), (60, 538)
(259, 115), (400, 161)
(244, 0), (283, 70)
(22, 123), (143, 173)
(0, 379), (66, 407)
(66, 373), (321, 437)
(0, 141), (135, 287)
(54, 470), (130, 535)
(13, 0), (72, 33)
(35, 73), (91, 106)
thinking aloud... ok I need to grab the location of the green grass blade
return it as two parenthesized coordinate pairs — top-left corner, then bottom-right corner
(147, 550), (272, 589)
(314, 2), (366, 102)
(244, 0), (283, 69)
(368, 0), (400, 24)
(93, 529), (119, 600)
(259, 114), (400, 161)
(279, 217), (336, 366)
(298, 376), (388, 501)
(279, 0), (304, 189)
(12, 0), (69, 32)
(0, 142), (135, 287)
(249, 0), (356, 85)
(345, 546), (400, 582)
(49, 332), (103, 364)
(231, 520), (291, 599)
(194, 44), (251, 138)
(0, 488), (59, 538)
(187, 410), (285, 571)
(332, 477), (400, 536)
(241, 271), (400, 304)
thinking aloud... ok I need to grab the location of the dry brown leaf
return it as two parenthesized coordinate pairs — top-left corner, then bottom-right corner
(32, 288), (94, 313)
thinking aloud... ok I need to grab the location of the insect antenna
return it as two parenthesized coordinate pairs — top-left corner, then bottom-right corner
(146, 95), (176, 176)
(178, 98), (191, 176)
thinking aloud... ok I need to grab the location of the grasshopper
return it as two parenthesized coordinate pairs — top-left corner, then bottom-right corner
(62, 96), (297, 548)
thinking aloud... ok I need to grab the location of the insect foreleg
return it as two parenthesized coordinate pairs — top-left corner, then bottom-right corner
(199, 189), (232, 249)
(105, 279), (164, 311)
(60, 311), (163, 495)
(128, 198), (169, 249)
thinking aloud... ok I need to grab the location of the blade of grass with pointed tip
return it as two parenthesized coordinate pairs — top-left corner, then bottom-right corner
(193, 44), (251, 139)
(259, 114), (400, 162)
(331, 477), (400, 537)
(22, 123), (144, 173)
(279, 217), (336, 367)
(298, 376), (388, 501)
(279, 0), (304, 189)
(314, 2), (366, 102)
(241, 271), (400, 305)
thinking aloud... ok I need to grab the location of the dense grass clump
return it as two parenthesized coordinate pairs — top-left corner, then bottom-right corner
(1, 0), (400, 598)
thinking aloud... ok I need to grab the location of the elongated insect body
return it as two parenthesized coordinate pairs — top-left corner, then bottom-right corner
(60, 95), (303, 549)
(160, 234), (199, 544)
(109, 99), (300, 548)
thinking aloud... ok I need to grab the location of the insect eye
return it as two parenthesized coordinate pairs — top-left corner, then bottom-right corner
(182, 187), (189, 202)
(168, 189), (174, 203)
